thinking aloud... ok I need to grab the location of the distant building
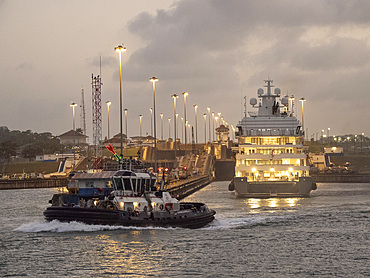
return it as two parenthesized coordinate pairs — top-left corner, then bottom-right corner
(104, 133), (128, 150)
(131, 135), (155, 147)
(59, 130), (88, 145)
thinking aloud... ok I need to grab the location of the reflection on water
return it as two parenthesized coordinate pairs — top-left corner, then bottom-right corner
(244, 198), (300, 213)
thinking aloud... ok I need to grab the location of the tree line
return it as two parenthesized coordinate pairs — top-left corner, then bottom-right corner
(0, 126), (63, 161)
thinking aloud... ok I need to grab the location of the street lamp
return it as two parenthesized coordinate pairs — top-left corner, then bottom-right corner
(212, 112), (215, 142)
(149, 108), (153, 136)
(70, 102), (77, 169)
(150, 77), (158, 173)
(217, 112), (221, 126)
(207, 107), (211, 143)
(172, 94), (179, 158)
(106, 101), (111, 139)
(168, 118), (171, 140)
(160, 113), (164, 140)
(70, 102), (78, 131)
(203, 113), (207, 144)
(194, 104), (198, 144)
(183, 92), (188, 154)
(299, 98), (306, 139)
(139, 115), (143, 137)
(181, 117), (184, 143)
(124, 109), (128, 147)
(289, 95), (294, 117)
(115, 44), (126, 168)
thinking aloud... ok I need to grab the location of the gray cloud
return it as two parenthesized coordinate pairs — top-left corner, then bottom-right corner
(124, 0), (370, 136)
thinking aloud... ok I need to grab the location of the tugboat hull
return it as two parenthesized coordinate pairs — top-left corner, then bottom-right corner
(44, 203), (215, 229)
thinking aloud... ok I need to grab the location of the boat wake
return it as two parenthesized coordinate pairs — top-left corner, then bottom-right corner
(203, 213), (295, 230)
(15, 220), (176, 233)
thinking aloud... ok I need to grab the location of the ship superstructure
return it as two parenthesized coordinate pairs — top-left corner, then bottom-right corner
(229, 79), (316, 197)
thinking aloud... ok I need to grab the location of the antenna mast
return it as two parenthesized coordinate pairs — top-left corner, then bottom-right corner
(92, 74), (103, 168)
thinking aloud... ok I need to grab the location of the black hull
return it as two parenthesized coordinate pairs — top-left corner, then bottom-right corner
(44, 205), (216, 229)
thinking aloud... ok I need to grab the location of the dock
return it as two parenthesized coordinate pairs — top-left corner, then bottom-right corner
(0, 178), (68, 190)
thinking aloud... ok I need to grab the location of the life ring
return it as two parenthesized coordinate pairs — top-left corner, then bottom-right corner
(165, 203), (173, 211)
(159, 204), (164, 210)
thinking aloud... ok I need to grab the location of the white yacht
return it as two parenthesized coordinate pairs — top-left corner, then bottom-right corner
(229, 79), (317, 198)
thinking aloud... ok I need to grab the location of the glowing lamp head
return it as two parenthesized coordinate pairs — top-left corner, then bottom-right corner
(114, 45), (126, 52)
(150, 77), (158, 83)
(252, 168), (257, 172)
(288, 168), (293, 172)
(270, 168), (275, 172)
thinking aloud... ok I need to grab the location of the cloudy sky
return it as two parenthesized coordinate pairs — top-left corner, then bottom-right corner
(1, 0), (370, 142)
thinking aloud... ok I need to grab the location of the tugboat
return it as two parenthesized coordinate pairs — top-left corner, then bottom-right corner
(44, 169), (215, 229)
(229, 78), (317, 198)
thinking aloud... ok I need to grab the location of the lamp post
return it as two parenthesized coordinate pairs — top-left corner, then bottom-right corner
(115, 44), (126, 168)
(70, 102), (77, 169)
(203, 113), (207, 144)
(160, 113), (164, 140)
(321, 129), (325, 143)
(181, 117), (184, 143)
(182, 92), (188, 154)
(289, 95), (294, 117)
(299, 98), (306, 139)
(124, 109), (128, 147)
(207, 107), (211, 143)
(150, 77), (158, 173)
(70, 102), (77, 131)
(139, 115), (143, 137)
(193, 104), (198, 144)
(217, 112), (221, 127)
(327, 128), (330, 145)
(172, 94), (179, 159)
(106, 101), (111, 139)
(149, 108), (153, 136)
(212, 112), (215, 142)
(361, 132), (364, 153)
(168, 118), (171, 140)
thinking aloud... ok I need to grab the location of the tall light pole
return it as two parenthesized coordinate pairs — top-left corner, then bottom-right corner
(150, 77), (158, 173)
(124, 109), (128, 147)
(168, 118), (171, 140)
(139, 115), (143, 137)
(299, 98), (306, 139)
(172, 94), (179, 159)
(212, 112), (215, 142)
(115, 44), (126, 168)
(106, 101), (111, 139)
(183, 92), (188, 154)
(207, 107), (211, 143)
(70, 102), (77, 131)
(194, 104), (198, 144)
(160, 113), (164, 140)
(149, 108), (153, 136)
(181, 117), (184, 143)
(70, 102), (77, 169)
(176, 113), (179, 140)
(217, 112), (221, 126)
(289, 95), (294, 117)
(203, 113), (207, 144)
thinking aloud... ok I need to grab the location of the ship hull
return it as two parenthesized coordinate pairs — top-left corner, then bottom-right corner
(229, 176), (316, 198)
(44, 203), (215, 229)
